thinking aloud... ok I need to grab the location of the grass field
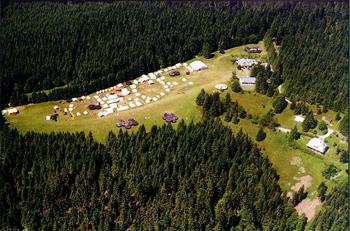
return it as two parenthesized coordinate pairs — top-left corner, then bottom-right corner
(7, 42), (267, 142)
(5, 41), (347, 204)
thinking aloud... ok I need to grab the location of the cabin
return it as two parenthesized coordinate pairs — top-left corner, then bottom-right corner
(239, 77), (256, 86)
(307, 138), (328, 154)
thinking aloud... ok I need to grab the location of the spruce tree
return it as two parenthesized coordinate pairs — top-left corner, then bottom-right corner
(256, 127), (266, 141)
(272, 95), (288, 113)
(317, 182), (327, 202)
(232, 81), (242, 93)
(196, 89), (206, 106)
(289, 126), (300, 142)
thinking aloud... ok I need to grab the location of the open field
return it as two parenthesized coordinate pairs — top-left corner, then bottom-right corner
(5, 42), (266, 141)
(5, 41), (347, 208)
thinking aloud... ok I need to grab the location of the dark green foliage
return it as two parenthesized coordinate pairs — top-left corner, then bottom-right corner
(232, 115), (240, 124)
(232, 81), (242, 93)
(197, 91), (246, 121)
(317, 182), (328, 202)
(289, 101), (296, 110)
(318, 121), (328, 131)
(291, 185), (307, 206)
(251, 64), (271, 95)
(289, 126), (300, 142)
(322, 164), (340, 180)
(265, 2), (348, 111)
(272, 95), (287, 113)
(256, 127), (266, 141)
(310, 181), (348, 230)
(0, 1), (275, 107)
(339, 113), (348, 137)
(260, 110), (279, 129)
(302, 112), (318, 132)
(293, 102), (310, 115)
(196, 89), (206, 106)
(335, 113), (341, 121)
(339, 150), (348, 163)
(0, 121), (303, 230)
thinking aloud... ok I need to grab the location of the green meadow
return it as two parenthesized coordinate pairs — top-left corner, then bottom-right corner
(5, 41), (347, 202)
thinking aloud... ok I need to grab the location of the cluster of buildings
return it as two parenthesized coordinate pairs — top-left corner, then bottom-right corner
(244, 46), (263, 53)
(235, 58), (258, 69)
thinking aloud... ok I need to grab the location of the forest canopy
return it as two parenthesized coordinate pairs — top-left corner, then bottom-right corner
(0, 120), (306, 230)
(0, 1), (348, 111)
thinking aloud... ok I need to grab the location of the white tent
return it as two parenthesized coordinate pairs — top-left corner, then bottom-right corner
(307, 138), (328, 154)
(83, 111), (88, 115)
(135, 101), (142, 107)
(72, 98), (78, 102)
(182, 78), (187, 82)
(54, 105), (59, 110)
(189, 61), (208, 71)
(76, 112), (81, 116)
(45, 116), (51, 121)
(2, 110), (7, 115)
(8, 108), (18, 115)
(295, 115), (305, 122)
(215, 84), (228, 91)
(86, 96), (91, 100)
(110, 103), (118, 109)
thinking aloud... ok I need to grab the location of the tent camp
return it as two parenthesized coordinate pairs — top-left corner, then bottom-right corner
(189, 61), (208, 71)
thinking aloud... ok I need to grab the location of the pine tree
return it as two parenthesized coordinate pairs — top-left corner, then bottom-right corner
(232, 81), (242, 93)
(196, 89), (206, 106)
(317, 182), (327, 202)
(302, 112), (318, 132)
(272, 95), (287, 113)
(256, 127), (266, 141)
(289, 126), (300, 142)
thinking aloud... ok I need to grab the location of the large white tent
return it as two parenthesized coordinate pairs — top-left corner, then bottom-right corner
(189, 60), (208, 71)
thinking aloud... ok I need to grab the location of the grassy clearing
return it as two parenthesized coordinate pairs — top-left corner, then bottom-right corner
(5, 41), (347, 199)
(7, 43), (263, 142)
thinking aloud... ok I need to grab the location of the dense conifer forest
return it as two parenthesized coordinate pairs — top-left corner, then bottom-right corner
(309, 181), (348, 230)
(0, 1), (348, 111)
(0, 1), (348, 230)
(0, 120), (308, 230)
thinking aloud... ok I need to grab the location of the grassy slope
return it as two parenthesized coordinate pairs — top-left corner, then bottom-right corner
(5, 41), (347, 202)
